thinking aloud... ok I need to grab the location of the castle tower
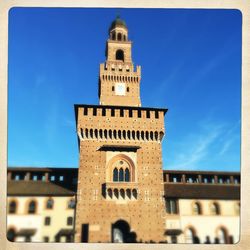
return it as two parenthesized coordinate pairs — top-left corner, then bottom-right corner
(74, 17), (168, 243)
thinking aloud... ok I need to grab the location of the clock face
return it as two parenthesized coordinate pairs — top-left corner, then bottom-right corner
(115, 82), (126, 96)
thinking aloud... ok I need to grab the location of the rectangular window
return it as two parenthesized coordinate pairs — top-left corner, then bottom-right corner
(50, 176), (55, 181)
(166, 199), (178, 214)
(45, 217), (51, 226)
(67, 217), (73, 225)
(59, 176), (64, 181)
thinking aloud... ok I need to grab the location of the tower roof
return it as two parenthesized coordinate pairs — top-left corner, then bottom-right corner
(109, 16), (127, 31)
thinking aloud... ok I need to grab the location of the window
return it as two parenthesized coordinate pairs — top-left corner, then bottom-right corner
(113, 168), (118, 182)
(211, 202), (220, 215)
(119, 168), (124, 182)
(28, 200), (36, 214)
(166, 199), (178, 214)
(116, 49), (124, 61)
(193, 202), (202, 215)
(185, 228), (195, 243)
(44, 217), (51, 226)
(125, 168), (130, 182)
(59, 175), (64, 181)
(127, 87), (129, 92)
(9, 201), (17, 214)
(50, 175), (55, 181)
(67, 217), (73, 225)
(46, 198), (54, 209)
(7, 228), (16, 242)
(117, 33), (122, 41)
(68, 199), (76, 209)
(217, 227), (228, 244)
(43, 236), (49, 242)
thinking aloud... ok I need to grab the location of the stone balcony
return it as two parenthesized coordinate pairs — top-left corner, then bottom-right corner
(103, 182), (139, 200)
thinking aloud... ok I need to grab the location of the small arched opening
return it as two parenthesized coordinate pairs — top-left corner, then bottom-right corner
(116, 49), (124, 61)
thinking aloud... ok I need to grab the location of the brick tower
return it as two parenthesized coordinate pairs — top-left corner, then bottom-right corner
(74, 17), (168, 243)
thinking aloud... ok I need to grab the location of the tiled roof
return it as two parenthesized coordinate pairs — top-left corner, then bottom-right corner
(7, 181), (76, 196)
(164, 183), (240, 199)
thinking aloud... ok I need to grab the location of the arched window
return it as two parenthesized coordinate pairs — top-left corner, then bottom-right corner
(193, 202), (202, 215)
(211, 202), (220, 215)
(116, 49), (124, 61)
(119, 168), (124, 182)
(123, 34), (126, 41)
(112, 32), (116, 40)
(125, 168), (130, 182)
(28, 200), (36, 214)
(185, 228), (195, 243)
(9, 201), (17, 214)
(217, 227), (228, 244)
(46, 198), (54, 209)
(113, 168), (118, 182)
(7, 228), (16, 242)
(117, 33), (122, 41)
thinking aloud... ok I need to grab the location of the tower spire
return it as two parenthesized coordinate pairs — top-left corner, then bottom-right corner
(98, 18), (141, 107)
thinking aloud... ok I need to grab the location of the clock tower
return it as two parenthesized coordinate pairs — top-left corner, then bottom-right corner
(74, 17), (167, 243)
(99, 17), (141, 107)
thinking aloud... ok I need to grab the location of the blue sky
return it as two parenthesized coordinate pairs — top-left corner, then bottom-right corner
(8, 8), (241, 171)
